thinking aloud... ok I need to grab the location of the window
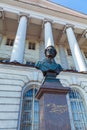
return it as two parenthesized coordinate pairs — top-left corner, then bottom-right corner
(0, 58), (10, 63)
(28, 42), (35, 50)
(84, 52), (87, 58)
(6, 38), (14, 46)
(26, 61), (35, 66)
(21, 88), (39, 130)
(67, 49), (72, 56)
(69, 89), (87, 130)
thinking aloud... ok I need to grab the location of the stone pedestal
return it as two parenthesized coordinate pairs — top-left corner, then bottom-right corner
(36, 72), (71, 130)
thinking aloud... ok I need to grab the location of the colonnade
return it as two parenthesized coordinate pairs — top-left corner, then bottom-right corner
(10, 15), (87, 72)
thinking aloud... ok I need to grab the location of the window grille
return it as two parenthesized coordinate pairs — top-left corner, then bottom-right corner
(21, 88), (39, 130)
(6, 38), (14, 46)
(69, 89), (87, 130)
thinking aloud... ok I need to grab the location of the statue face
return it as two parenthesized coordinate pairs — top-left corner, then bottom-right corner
(45, 46), (57, 59)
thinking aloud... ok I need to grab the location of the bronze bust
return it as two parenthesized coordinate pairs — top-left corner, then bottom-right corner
(35, 46), (63, 75)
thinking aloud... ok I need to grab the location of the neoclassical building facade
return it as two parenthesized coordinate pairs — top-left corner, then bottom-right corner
(0, 0), (87, 130)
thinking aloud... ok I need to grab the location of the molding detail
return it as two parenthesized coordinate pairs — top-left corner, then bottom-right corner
(18, 12), (30, 22)
(71, 76), (77, 85)
(80, 81), (87, 89)
(60, 79), (70, 87)
(44, 18), (53, 25)
(63, 24), (74, 33)
(82, 29), (87, 37)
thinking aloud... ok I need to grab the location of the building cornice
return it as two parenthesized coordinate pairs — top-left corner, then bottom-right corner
(0, 2), (87, 32)
(14, 0), (87, 19)
(0, 0), (87, 22)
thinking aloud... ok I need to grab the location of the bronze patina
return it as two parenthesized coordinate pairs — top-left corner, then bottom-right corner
(35, 46), (63, 75)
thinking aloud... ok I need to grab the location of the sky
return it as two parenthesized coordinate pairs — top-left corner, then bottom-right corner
(50, 0), (87, 14)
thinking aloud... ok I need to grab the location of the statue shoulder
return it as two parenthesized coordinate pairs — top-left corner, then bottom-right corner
(35, 61), (42, 68)
(35, 59), (46, 68)
(58, 64), (63, 70)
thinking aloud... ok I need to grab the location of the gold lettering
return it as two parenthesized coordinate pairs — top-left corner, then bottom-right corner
(46, 103), (67, 114)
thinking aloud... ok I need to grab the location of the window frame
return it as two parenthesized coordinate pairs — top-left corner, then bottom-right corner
(67, 49), (72, 56)
(28, 42), (36, 50)
(84, 51), (87, 58)
(6, 38), (14, 46)
(69, 89), (87, 130)
(21, 88), (39, 130)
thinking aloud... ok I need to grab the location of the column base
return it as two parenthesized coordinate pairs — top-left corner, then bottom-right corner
(10, 60), (21, 64)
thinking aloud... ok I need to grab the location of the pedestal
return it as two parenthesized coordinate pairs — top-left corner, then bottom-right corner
(36, 72), (71, 130)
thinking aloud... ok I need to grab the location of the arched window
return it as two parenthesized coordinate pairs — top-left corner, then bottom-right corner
(69, 89), (87, 130)
(21, 88), (39, 130)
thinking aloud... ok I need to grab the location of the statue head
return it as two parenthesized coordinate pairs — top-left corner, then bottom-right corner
(45, 46), (57, 59)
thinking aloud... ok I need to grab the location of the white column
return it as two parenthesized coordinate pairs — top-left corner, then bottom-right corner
(66, 26), (87, 72)
(10, 16), (27, 63)
(44, 21), (54, 48)
(59, 44), (69, 70)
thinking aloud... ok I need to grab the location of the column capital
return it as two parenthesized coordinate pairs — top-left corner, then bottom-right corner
(43, 18), (53, 24)
(18, 12), (30, 22)
(42, 18), (53, 29)
(82, 29), (87, 38)
(63, 24), (74, 33)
